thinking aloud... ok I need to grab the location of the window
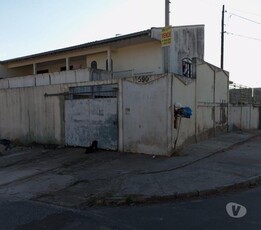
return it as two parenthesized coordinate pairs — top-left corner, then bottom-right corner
(37, 69), (49, 74)
(91, 61), (97, 70)
(182, 58), (192, 78)
(106, 59), (113, 71)
(60, 66), (73, 71)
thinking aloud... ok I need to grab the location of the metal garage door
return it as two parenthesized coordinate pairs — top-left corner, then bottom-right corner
(65, 85), (118, 150)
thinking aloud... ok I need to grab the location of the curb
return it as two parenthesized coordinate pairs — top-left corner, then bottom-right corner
(83, 175), (261, 207)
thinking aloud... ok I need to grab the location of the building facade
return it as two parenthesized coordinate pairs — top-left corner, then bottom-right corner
(0, 25), (242, 156)
(0, 25), (204, 79)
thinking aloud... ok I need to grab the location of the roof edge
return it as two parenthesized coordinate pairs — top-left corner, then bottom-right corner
(1, 24), (205, 64)
(1, 29), (152, 64)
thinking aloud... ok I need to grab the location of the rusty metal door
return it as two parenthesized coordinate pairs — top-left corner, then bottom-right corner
(65, 98), (118, 150)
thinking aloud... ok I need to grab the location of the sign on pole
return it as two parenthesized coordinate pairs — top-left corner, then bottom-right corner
(161, 26), (172, 47)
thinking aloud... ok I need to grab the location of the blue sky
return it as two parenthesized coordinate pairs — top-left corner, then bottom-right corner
(0, 0), (260, 87)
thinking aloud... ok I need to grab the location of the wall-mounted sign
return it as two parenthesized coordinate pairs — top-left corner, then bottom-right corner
(161, 26), (172, 47)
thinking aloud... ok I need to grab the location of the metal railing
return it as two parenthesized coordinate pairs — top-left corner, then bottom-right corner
(66, 84), (118, 100)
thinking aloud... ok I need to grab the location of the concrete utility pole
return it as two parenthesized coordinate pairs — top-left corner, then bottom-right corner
(165, 0), (170, 26)
(164, 0), (171, 73)
(221, 5), (225, 69)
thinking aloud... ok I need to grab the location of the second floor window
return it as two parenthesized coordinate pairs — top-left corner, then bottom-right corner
(182, 58), (192, 78)
(106, 59), (113, 71)
(91, 61), (97, 70)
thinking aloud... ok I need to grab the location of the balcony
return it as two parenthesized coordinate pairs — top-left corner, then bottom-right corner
(0, 68), (113, 90)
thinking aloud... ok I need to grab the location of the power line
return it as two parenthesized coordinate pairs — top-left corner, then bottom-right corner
(229, 12), (261, 25)
(226, 31), (261, 41)
(198, 0), (261, 19)
(227, 7), (261, 18)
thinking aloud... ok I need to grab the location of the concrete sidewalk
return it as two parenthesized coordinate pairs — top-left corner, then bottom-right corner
(0, 130), (261, 208)
(31, 130), (261, 208)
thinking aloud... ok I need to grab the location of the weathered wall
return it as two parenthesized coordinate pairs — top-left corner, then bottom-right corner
(195, 59), (229, 140)
(65, 98), (118, 150)
(121, 75), (172, 155)
(119, 60), (229, 154)
(0, 60), (235, 156)
(0, 68), (114, 89)
(170, 25), (204, 75)
(0, 85), (64, 144)
(172, 76), (196, 148)
(0, 68), (114, 144)
(229, 105), (260, 130)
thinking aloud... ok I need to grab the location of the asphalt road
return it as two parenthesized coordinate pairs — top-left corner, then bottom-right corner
(1, 185), (261, 230)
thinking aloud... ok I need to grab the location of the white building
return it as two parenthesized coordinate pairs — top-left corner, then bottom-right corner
(0, 25), (242, 156)
(0, 25), (204, 79)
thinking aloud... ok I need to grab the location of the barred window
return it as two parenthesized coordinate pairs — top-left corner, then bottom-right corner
(182, 58), (192, 78)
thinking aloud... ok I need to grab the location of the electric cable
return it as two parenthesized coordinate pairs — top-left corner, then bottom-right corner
(228, 12), (261, 25)
(226, 31), (261, 41)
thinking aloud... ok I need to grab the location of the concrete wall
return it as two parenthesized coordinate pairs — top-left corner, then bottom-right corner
(170, 25), (204, 75)
(195, 59), (229, 140)
(172, 76), (196, 148)
(0, 68), (114, 89)
(0, 69), (114, 144)
(169, 59), (229, 150)
(120, 75), (172, 155)
(229, 105), (260, 130)
(113, 41), (162, 75)
(119, 59), (229, 154)
(0, 85), (63, 144)
(0, 59), (231, 156)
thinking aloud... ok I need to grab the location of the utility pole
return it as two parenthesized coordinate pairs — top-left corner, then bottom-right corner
(164, 0), (171, 73)
(165, 0), (170, 26)
(221, 5), (225, 69)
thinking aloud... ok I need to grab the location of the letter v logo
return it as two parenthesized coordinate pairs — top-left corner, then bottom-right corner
(232, 205), (241, 216)
(226, 202), (247, 218)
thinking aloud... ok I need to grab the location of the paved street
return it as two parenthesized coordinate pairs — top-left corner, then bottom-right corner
(87, 185), (261, 230)
(0, 131), (261, 229)
(1, 184), (261, 229)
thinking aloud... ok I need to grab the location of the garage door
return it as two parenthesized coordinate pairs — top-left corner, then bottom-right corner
(65, 85), (118, 150)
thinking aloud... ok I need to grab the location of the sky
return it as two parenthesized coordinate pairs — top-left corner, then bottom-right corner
(0, 0), (260, 87)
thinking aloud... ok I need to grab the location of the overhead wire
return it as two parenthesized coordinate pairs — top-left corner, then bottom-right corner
(226, 7), (261, 18)
(225, 10), (261, 42)
(226, 32), (261, 42)
(190, 2), (261, 42)
(228, 12), (261, 25)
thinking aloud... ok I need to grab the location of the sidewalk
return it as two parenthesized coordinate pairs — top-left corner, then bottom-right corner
(31, 130), (261, 208)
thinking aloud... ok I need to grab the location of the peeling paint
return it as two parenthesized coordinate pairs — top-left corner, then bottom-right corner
(65, 98), (118, 150)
